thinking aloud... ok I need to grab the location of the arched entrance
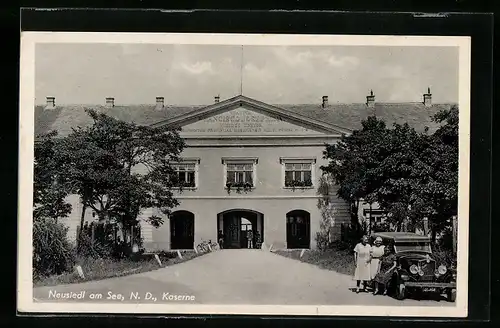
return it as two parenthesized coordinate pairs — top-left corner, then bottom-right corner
(286, 210), (311, 249)
(170, 210), (195, 250)
(217, 209), (264, 249)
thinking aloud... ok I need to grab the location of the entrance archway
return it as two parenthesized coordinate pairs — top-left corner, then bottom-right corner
(217, 209), (264, 249)
(286, 210), (311, 249)
(170, 210), (195, 250)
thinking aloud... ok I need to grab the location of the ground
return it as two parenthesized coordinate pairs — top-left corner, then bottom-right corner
(33, 249), (454, 306)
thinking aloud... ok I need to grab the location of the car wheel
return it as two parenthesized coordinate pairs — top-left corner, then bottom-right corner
(395, 283), (406, 300)
(447, 288), (456, 302)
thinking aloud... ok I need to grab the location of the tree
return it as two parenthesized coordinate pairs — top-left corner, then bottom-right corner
(371, 122), (433, 232)
(58, 109), (186, 247)
(321, 116), (390, 230)
(33, 131), (72, 221)
(321, 106), (459, 242)
(413, 105), (458, 241)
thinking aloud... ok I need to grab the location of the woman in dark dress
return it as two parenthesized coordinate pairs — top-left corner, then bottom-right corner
(373, 244), (397, 295)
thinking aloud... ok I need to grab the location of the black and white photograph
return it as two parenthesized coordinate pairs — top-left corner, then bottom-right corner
(18, 32), (470, 317)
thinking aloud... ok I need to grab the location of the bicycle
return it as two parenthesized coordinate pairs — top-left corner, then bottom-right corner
(196, 240), (211, 253)
(208, 240), (220, 251)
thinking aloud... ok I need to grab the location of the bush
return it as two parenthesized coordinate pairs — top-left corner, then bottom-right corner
(432, 246), (456, 267)
(33, 218), (76, 279)
(76, 232), (112, 259)
(315, 231), (330, 251)
(341, 222), (365, 250)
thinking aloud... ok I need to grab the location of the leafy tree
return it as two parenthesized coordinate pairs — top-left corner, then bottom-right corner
(321, 116), (390, 230)
(58, 109), (186, 246)
(33, 130), (72, 221)
(414, 106), (458, 241)
(371, 122), (433, 231)
(321, 106), (458, 243)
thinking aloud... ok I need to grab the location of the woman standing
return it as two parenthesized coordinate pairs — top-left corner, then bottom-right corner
(370, 237), (385, 282)
(372, 244), (397, 295)
(353, 235), (372, 293)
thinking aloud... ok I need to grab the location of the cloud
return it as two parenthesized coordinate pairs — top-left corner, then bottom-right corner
(243, 63), (274, 82)
(271, 47), (359, 69)
(326, 55), (359, 67)
(180, 61), (214, 75)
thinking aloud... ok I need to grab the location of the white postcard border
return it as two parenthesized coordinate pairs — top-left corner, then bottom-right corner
(18, 32), (471, 317)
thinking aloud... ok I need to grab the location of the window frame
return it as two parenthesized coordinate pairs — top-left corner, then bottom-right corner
(222, 157), (258, 190)
(280, 157), (316, 189)
(170, 158), (200, 190)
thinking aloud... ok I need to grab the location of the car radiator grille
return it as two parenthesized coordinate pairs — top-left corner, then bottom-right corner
(417, 260), (436, 281)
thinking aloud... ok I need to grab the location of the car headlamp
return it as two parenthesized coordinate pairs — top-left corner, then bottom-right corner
(438, 265), (447, 275)
(409, 264), (418, 274)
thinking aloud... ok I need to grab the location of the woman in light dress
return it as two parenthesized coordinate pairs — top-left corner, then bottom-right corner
(353, 235), (372, 293)
(369, 237), (385, 293)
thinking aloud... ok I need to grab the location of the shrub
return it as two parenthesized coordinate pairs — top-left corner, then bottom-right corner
(341, 222), (365, 250)
(315, 231), (331, 251)
(33, 218), (76, 279)
(76, 232), (112, 259)
(432, 246), (456, 267)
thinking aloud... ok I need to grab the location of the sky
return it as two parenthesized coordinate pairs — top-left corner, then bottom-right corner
(35, 43), (459, 105)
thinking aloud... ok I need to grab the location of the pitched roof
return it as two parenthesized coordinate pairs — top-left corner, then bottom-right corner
(34, 96), (455, 137)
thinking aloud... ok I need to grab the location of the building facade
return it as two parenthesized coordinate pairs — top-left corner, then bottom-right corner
(34, 90), (453, 251)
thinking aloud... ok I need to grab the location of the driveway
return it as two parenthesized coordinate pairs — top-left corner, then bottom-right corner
(33, 249), (454, 306)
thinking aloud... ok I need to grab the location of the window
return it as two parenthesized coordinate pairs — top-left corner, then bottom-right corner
(363, 209), (386, 222)
(171, 158), (199, 189)
(222, 157), (258, 190)
(227, 163), (253, 185)
(280, 157), (316, 188)
(284, 163), (312, 187)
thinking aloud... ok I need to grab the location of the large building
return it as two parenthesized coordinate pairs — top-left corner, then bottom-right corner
(34, 90), (454, 251)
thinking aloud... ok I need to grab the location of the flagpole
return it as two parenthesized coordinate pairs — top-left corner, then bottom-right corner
(240, 45), (243, 95)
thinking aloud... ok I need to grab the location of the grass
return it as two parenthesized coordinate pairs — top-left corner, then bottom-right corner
(274, 248), (355, 276)
(33, 250), (203, 287)
(274, 247), (456, 276)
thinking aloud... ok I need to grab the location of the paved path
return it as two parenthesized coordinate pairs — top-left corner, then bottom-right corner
(34, 249), (453, 306)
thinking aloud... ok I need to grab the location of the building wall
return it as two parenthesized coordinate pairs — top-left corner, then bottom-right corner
(61, 142), (351, 250)
(133, 145), (330, 197)
(138, 143), (350, 251)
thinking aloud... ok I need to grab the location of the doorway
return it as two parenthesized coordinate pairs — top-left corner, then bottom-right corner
(286, 210), (311, 249)
(218, 210), (264, 249)
(170, 210), (195, 250)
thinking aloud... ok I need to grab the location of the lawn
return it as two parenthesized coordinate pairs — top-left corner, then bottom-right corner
(274, 248), (355, 276)
(33, 250), (204, 287)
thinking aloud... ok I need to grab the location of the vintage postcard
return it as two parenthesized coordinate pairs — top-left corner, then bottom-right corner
(18, 32), (470, 317)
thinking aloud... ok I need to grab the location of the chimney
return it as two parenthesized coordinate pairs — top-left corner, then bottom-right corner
(105, 97), (115, 108)
(366, 90), (375, 108)
(423, 87), (432, 107)
(214, 95), (220, 103)
(45, 96), (56, 109)
(155, 97), (164, 110)
(322, 96), (328, 108)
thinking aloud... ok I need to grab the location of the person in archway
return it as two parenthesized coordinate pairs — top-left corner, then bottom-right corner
(218, 230), (224, 249)
(247, 229), (254, 249)
(353, 235), (372, 293)
(254, 230), (261, 249)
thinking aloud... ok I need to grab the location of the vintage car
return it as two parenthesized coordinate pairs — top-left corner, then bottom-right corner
(371, 232), (456, 302)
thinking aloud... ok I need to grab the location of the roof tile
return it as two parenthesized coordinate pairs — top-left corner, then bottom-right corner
(34, 99), (455, 137)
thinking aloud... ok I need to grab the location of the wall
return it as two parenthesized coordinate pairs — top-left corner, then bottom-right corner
(141, 196), (350, 251)
(134, 144), (332, 198)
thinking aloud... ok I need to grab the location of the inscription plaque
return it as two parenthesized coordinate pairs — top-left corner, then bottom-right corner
(181, 107), (319, 136)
